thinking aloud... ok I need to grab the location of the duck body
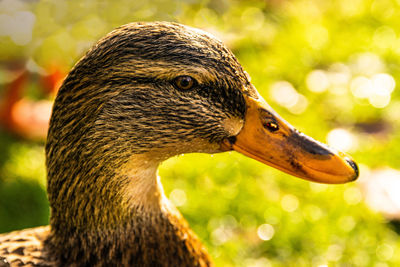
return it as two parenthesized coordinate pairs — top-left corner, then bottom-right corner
(1, 213), (209, 267)
(0, 226), (49, 266)
(0, 22), (358, 266)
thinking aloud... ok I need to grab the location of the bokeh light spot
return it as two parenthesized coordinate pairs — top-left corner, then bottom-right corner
(376, 244), (394, 261)
(338, 215), (356, 232)
(369, 94), (391, 108)
(304, 205), (323, 222)
(350, 76), (373, 99)
(350, 53), (385, 76)
(169, 188), (187, 207)
(360, 168), (400, 220)
(350, 73), (395, 108)
(371, 73), (396, 95)
(257, 223), (275, 241)
(209, 215), (237, 245)
(271, 81), (298, 108)
(306, 70), (330, 93)
(0, 10), (36, 45)
(288, 94), (309, 114)
(281, 194), (299, 212)
(327, 128), (356, 152)
(271, 81), (308, 114)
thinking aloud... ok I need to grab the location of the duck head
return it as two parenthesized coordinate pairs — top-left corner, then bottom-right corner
(82, 22), (356, 183)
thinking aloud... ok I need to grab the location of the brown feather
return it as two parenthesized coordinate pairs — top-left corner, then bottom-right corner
(0, 226), (52, 266)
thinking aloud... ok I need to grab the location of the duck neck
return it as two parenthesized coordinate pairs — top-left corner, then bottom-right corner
(46, 153), (212, 266)
(118, 155), (166, 210)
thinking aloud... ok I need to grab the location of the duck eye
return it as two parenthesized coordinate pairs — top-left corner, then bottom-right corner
(174, 76), (196, 90)
(263, 121), (279, 132)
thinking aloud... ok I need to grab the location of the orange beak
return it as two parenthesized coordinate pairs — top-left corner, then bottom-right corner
(222, 94), (359, 184)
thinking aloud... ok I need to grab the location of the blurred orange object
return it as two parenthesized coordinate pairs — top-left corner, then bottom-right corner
(40, 67), (66, 96)
(0, 64), (65, 140)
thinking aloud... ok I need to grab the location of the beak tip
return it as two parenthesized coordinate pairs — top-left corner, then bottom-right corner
(345, 157), (359, 181)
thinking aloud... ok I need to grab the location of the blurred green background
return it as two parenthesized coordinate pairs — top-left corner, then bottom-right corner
(1, 0), (400, 266)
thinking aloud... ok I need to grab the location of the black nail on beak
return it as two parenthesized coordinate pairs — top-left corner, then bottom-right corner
(346, 158), (359, 181)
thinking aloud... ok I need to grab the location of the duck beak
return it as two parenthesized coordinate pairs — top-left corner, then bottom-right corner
(222, 94), (359, 184)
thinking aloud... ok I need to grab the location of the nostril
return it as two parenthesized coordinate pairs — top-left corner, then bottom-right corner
(263, 121), (279, 132)
(259, 109), (279, 132)
(345, 158), (359, 180)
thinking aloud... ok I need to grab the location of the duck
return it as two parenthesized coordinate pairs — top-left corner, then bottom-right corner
(0, 21), (359, 267)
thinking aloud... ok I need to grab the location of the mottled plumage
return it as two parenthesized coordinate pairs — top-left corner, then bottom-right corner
(0, 226), (51, 266)
(0, 21), (359, 266)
